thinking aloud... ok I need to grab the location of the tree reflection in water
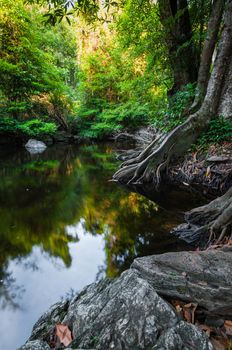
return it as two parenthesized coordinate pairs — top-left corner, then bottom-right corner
(0, 143), (195, 309)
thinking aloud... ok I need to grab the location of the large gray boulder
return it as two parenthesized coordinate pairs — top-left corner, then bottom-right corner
(19, 269), (212, 350)
(25, 139), (47, 154)
(132, 248), (232, 316)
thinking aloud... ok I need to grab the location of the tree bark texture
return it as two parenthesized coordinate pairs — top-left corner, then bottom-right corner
(158, 0), (199, 95)
(113, 1), (232, 241)
(113, 0), (232, 184)
(218, 54), (232, 120)
(192, 0), (225, 110)
(174, 187), (232, 246)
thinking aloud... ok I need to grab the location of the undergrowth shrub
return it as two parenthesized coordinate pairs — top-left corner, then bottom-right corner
(154, 83), (196, 131)
(197, 116), (232, 148)
(0, 117), (57, 137)
(70, 101), (151, 139)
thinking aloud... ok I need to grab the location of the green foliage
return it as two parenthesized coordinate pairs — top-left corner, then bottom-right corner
(0, 117), (17, 133)
(197, 117), (232, 148)
(154, 83), (196, 131)
(17, 119), (57, 136)
(0, 117), (57, 137)
(0, 0), (219, 142)
(25, 0), (100, 25)
(71, 21), (167, 139)
(0, 0), (78, 122)
(71, 100), (152, 139)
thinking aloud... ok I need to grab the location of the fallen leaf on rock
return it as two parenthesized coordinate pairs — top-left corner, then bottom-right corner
(183, 303), (198, 323)
(224, 320), (232, 336)
(171, 299), (183, 315)
(55, 323), (72, 347)
(183, 308), (192, 323)
(175, 304), (182, 313)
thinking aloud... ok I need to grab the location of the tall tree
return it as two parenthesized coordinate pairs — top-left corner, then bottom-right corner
(158, 0), (199, 95)
(23, 0), (232, 243)
(113, 0), (232, 244)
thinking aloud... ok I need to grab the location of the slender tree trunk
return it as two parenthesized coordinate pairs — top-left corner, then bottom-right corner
(192, 0), (225, 110)
(158, 0), (199, 95)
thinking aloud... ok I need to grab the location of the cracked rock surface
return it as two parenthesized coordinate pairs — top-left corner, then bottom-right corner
(132, 248), (232, 316)
(18, 266), (213, 350)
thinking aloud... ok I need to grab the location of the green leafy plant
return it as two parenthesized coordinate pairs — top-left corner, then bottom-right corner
(197, 116), (232, 148)
(155, 83), (196, 131)
(71, 100), (151, 139)
(17, 119), (57, 137)
(0, 0), (78, 123)
(0, 117), (57, 137)
(0, 117), (18, 133)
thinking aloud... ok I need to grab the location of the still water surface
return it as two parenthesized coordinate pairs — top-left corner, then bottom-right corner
(0, 144), (201, 350)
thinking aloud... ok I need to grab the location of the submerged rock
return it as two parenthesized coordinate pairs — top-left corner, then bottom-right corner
(132, 248), (232, 316)
(25, 139), (47, 154)
(19, 268), (213, 350)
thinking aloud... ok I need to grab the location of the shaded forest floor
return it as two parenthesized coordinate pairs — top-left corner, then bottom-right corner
(169, 142), (232, 197)
(168, 143), (232, 349)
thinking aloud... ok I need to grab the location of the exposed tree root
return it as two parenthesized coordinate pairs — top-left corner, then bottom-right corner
(112, 0), (232, 248)
(113, 111), (208, 186)
(119, 133), (164, 169)
(173, 187), (232, 247)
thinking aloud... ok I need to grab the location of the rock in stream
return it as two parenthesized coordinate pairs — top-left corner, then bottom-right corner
(25, 139), (47, 154)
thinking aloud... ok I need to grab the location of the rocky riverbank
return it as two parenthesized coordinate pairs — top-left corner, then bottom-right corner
(19, 247), (232, 350)
(11, 132), (231, 350)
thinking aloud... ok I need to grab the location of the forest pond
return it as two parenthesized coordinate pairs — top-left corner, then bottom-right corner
(0, 143), (203, 350)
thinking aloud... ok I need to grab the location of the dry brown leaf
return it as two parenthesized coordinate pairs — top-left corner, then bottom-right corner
(55, 323), (72, 347)
(184, 303), (193, 308)
(183, 309), (192, 323)
(183, 303), (198, 323)
(224, 320), (232, 327)
(206, 166), (211, 178)
(175, 304), (182, 313)
(224, 320), (232, 336)
(199, 324), (213, 337)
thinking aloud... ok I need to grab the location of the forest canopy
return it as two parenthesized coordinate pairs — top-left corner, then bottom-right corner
(0, 0), (232, 157)
(2, 0), (228, 140)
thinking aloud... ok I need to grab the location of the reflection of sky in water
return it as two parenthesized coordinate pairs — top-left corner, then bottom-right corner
(0, 144), (202, 350)
(0, 222), (105, 350)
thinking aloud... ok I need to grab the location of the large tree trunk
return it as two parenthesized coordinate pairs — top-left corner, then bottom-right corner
(113, 0), (232, 243)
(158, 0), (199, 95)
(218, 56), (232, 120)
(113, 0), (232, 185)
